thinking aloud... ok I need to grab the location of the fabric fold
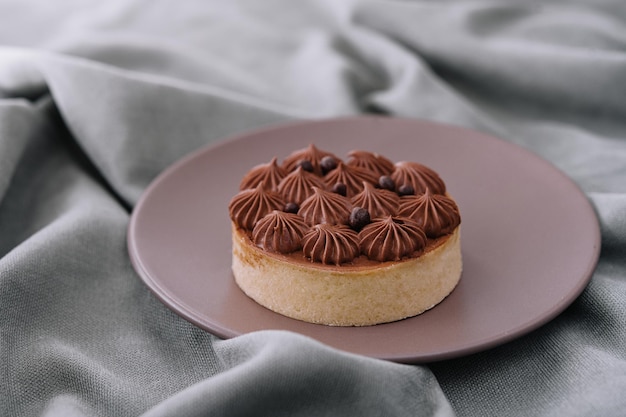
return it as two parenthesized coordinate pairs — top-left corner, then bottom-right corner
(141, 330), (454, 417)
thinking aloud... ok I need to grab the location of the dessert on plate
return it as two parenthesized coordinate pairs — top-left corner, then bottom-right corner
(228, 144), (462, 326)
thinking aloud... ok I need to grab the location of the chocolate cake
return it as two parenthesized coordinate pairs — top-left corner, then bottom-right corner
(228, 145), (462, 326)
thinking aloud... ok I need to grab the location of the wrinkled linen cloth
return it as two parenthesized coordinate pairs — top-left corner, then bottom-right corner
(1, 1), (625, 416)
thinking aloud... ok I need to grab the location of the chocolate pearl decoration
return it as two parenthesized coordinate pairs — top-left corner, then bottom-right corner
(296, 159), (314, 172)
(378, 175), (395, 191)
(320, 155), (338, 175)
(349, 207), (371, 231)
(398, 184), (415, 196)
(284, 202), (299, 214)
(332, 183), (347, 197)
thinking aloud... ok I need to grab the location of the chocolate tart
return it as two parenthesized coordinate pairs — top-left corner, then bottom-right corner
(228, 145), (462, 326)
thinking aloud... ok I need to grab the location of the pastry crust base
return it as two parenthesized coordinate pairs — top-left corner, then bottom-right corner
(232, 225), (462, 326)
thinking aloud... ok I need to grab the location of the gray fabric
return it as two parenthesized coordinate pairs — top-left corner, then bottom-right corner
(1, 0), (625, 416)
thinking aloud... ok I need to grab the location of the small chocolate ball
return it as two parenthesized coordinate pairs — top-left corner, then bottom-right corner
(296, 159), (314, 172)
(331, 183), (347, 197)
(320, 156), (338, 175)
(398, 184), (415, 196)
(378, 175), (395, 191)
(349, 207), (370, 231)
(284, 202), (299, 214)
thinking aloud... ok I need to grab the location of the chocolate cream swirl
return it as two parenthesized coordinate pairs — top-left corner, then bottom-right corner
(282, 144), (339, 176)
(323, 161), (378, 198)
(398, 188), (461, 238)
(277, 166), (326, 205)
(252, 210), (309, 253)
(303, 224), (360, 265)
(228, 183), (285, 230)
(351, 181), (400, 218)
(298, 187), (352, 226)
(239, 157), (286, 191)
(391, 161), (446, 195)
(346, 150), (395, 178)
(359, 216), (426, 262)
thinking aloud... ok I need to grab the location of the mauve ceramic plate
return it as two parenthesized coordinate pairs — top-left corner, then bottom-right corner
(127, 116), (600, 363)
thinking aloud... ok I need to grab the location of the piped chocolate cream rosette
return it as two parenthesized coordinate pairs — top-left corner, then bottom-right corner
(229, 145), (462, 326)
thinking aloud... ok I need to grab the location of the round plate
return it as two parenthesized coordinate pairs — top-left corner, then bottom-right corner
(127, 116), (600, 363)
